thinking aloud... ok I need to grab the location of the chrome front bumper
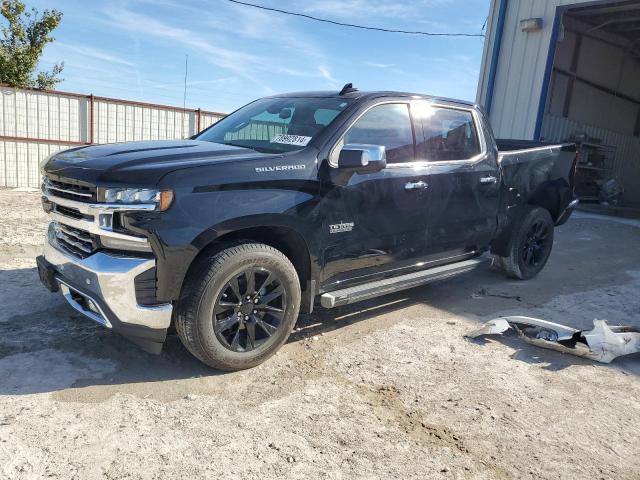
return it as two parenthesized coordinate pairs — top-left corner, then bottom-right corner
(43, 235), (173, 331)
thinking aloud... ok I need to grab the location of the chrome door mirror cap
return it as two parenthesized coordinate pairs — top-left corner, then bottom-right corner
(337, 144), (387, 173)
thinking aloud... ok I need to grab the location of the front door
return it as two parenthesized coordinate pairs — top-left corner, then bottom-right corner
(319, 102), (432, 291)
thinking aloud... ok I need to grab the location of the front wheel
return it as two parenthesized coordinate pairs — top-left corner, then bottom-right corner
(495, 206), (554, 280)
(176, 243), (301, 371)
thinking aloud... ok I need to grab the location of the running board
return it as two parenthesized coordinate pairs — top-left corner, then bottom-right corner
(320, 257), (488, 308)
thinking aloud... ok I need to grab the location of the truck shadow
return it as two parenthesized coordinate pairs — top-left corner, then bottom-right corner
(298, 261), (640, 377)
(1, 232), (639, 397)
(0, 266), (215, 396)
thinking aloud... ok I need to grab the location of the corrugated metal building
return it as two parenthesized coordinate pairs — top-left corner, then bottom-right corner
(477, 0), (640, 207)
(0, 85), (225, 188)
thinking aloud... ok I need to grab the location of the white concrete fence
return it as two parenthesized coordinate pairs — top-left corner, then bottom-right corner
(0, 85), (225, 188)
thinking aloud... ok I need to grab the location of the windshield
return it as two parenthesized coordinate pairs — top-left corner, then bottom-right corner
(195, 97), (353, 154)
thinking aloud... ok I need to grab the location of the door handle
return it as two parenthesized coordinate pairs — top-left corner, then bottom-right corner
(480, 176), (498, 184)
(404, 181), (428, 191)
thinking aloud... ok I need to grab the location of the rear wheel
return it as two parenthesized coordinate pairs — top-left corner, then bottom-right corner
(495, 206), (554, 280)
(176, 243), (301, 371)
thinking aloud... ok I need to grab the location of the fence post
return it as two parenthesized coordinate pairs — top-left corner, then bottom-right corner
(89, 94), (95, 144)
(196, 108), (201, 134)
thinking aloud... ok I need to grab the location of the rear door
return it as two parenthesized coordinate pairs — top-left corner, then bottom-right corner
(413, 102), (500, 256)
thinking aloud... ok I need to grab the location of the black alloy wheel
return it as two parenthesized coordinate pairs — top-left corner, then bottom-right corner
(522, 219), (552, 268)
(495, 206), (555, 280)
(176, 242), (301, 371)
(213, 267), (286, 352)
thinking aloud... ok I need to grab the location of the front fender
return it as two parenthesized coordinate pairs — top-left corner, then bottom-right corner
(140, 187), (320, 302)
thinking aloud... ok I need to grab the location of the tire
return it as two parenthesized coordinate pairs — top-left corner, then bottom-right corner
(176, 243), (301, 371)
(495, 206), (554, 280)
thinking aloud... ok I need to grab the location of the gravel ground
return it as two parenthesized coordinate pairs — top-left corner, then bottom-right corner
(0, 189), (639, 480)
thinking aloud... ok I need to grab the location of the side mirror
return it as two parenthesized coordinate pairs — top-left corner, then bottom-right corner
(279, 108), (292, 119)
(337, 144), (387, 173)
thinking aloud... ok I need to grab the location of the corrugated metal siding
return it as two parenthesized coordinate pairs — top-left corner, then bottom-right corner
(477, 0), (595, 139)
(0, 141), (63, 188)
(541, 114), (640, 203)
(476, 0), (501, 108)
(0, 87), (86, 142)
(91, 99), (196, 144)
(200, 112), (224, 131)
(0, 86), (225, 188)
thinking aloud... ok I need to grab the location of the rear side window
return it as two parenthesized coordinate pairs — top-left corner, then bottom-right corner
(343, 103), (414, 164)
(414, 105), (481, 161)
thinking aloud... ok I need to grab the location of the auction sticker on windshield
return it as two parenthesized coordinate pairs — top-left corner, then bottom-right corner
(270, 134), (312, 147)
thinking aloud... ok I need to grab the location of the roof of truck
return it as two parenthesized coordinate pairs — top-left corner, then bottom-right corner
(269, 89), (476, 108)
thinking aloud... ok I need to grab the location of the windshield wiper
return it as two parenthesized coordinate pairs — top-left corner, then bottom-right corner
(222, 141), (254, 150)
(222, 142), (283, 154)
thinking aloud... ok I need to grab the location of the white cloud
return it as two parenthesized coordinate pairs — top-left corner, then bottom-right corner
(206, 1), (327, 62)
(55, 42), (136, 67)
(101, 5), (263, 83)
(298, 0), (454, 22)
(100, 0), (336, 94)
(365, 61), (395, 69)
(318, 65), (339, 88)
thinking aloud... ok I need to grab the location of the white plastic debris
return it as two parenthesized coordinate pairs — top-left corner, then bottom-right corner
(467, 317), (640, 364)
(574, 320), (640, 363)
(499, 316), (579, 341)
(464, 318), (511, 338)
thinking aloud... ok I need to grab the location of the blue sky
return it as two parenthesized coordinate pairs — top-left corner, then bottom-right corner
(30, 0), (490, 113)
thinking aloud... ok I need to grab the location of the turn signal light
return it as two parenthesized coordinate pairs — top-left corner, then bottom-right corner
(159, 190), (174, 211)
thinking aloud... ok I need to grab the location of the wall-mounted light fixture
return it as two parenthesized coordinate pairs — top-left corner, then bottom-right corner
(520, 18), (543, 32)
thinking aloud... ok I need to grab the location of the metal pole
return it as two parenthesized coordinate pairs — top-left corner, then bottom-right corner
(89, 94), (95, 144)
(183, 54), (188, 111)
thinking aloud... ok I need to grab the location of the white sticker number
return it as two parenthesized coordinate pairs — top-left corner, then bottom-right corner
(270, 134), (312, 147)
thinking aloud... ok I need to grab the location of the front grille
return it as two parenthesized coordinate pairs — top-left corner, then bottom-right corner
(55, 223), (98, 258)
(54, 204), (94, 221)
(44, 177), (96, 202)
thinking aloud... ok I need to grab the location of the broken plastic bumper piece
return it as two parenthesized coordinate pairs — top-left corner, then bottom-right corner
(466, 316), (640, 364)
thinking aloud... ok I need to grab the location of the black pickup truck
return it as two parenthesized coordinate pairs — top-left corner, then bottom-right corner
(37, 85), (578, 370)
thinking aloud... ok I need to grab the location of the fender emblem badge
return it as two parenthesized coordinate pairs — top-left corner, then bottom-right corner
(329, 222), (354, 234)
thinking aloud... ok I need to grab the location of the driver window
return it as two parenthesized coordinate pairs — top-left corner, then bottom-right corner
(343, 103), (414, 164)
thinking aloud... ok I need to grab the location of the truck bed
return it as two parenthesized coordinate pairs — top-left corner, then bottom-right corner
(495, 139), (574, 153)
(495, 139), (577, 223)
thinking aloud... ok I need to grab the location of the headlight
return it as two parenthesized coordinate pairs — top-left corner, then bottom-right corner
(100, 188), (174, 211)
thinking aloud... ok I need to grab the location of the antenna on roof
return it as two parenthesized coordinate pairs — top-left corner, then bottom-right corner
(339, 83), (358, 95)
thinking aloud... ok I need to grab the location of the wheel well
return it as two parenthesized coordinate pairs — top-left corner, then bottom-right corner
(190, 226), (312, 292)
(528, 198), (559, 221)
(528, 179), (572, 222)
(491, 203), (553, 257)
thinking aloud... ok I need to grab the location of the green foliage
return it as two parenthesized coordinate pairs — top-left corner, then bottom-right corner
(0, 0), (63, 89)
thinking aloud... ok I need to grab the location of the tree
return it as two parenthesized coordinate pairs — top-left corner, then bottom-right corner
(0, 0), (63, 90)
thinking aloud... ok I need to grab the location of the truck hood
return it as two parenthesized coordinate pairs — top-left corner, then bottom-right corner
(42, 140), (275, 185)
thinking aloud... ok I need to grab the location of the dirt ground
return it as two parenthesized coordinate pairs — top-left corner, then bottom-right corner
(1, 189), (639, 480)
